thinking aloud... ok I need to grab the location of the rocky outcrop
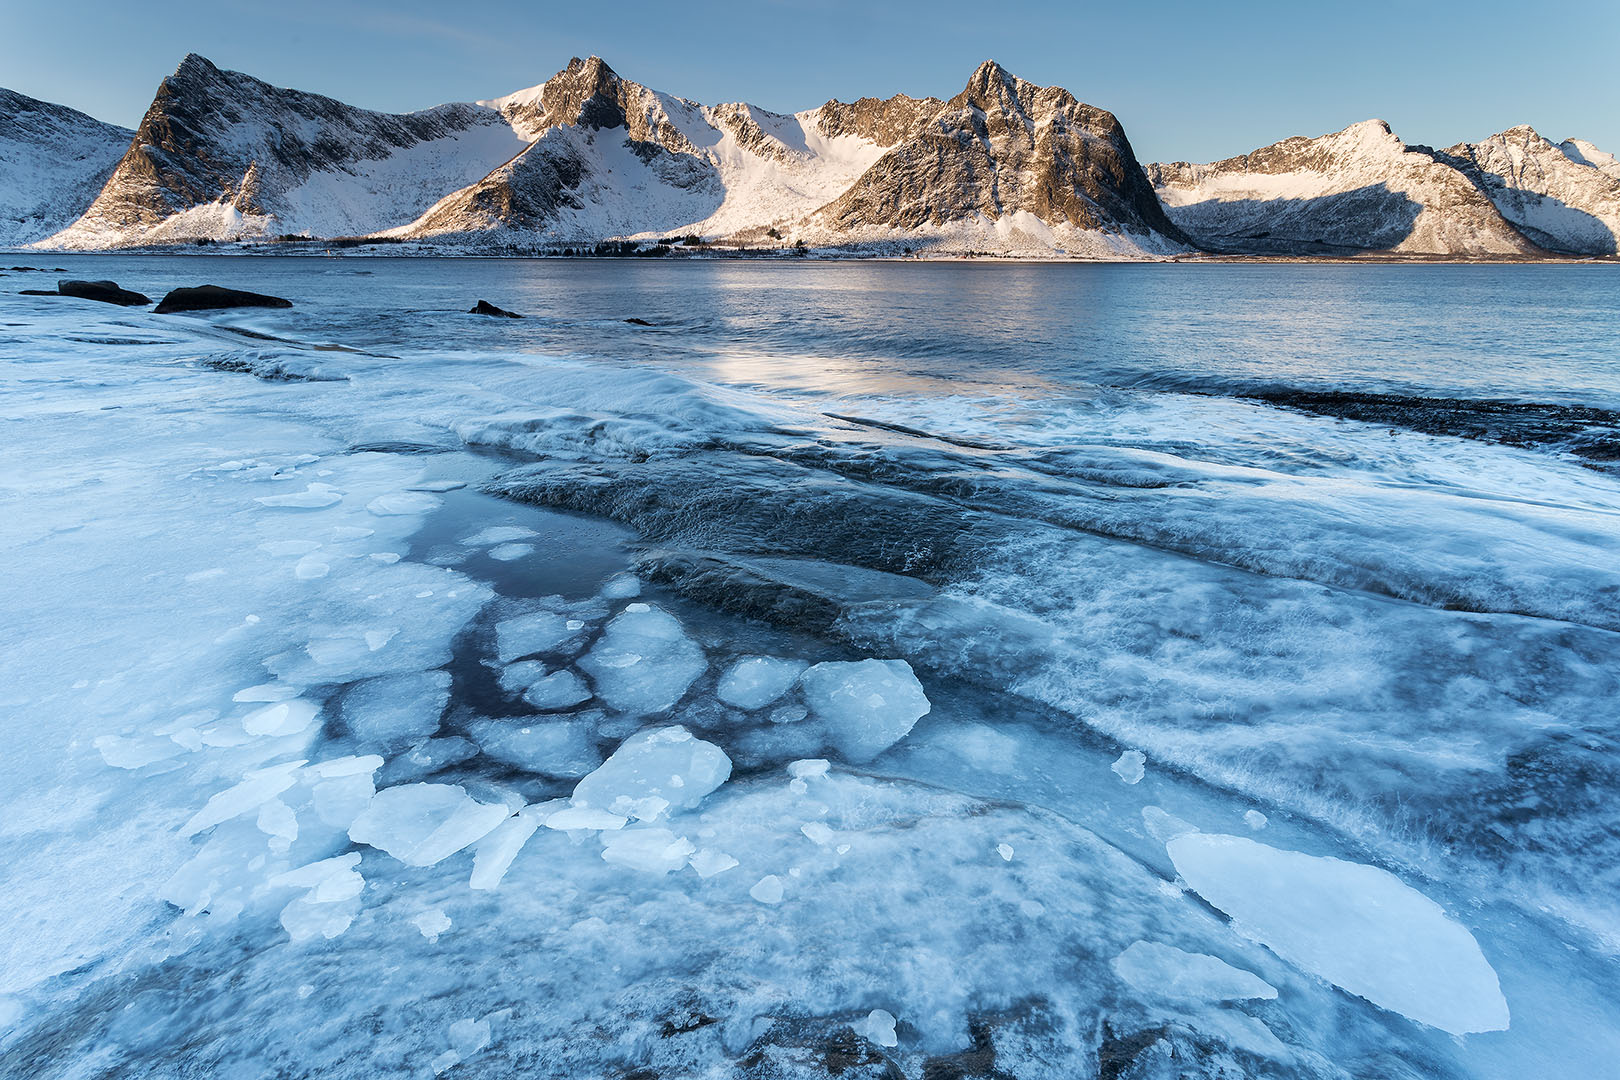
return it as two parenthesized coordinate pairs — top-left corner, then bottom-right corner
(469, 300), (522, 318)
(1436, 126), (1620, 255)
(0, 89), (132, 247)
(57, 279), (151, 305)
(1147, 120), (1543, 256)
(154, 285), (293, 313)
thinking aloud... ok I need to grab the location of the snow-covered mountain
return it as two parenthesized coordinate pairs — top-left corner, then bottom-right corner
(49, 54), (529, 248)
(0, 89), (132, 247)
(395, 57), (1183, 255)
(393, 56), (895, 245)
(1437, 126), (1620, 255)
(1145, 120), (1543, 256)
(10, 54), (1619, 257)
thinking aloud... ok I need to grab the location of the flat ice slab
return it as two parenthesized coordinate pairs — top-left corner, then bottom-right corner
(799, 659), (930, 762)
(716, 656), (806, 711)
(349, 783), (511, 867)
(576, 605), (706, 715)
(570, 725), (730, 821)
(1112, 940), (1276, 1003)
(1167, 833), (1509, 1035)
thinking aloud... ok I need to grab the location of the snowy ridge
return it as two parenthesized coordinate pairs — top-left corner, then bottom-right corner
(1439, 126), (1620, 255)
(1146, 120), (1541, 255)
(0, 88), (132, 247)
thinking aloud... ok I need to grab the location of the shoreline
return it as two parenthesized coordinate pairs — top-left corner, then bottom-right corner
(6, 246), (1617, 266)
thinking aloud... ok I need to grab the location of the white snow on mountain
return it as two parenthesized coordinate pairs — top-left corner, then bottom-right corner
(0, 89), (131, 247)
(1147, 119), (1540, 256)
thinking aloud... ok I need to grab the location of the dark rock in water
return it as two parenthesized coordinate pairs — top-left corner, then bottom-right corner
(624, 317), (654, 326)
(18, 289), (57, 296)
(469, 300), (522, 318)
(154, 285), (294, 314)
(58, 279), (151, 306)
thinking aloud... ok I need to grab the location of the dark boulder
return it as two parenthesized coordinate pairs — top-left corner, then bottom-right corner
(18, 289), (57, 296)
(58, 279), (152, 306)
(155, 285), (294, 314)
(469, 300), (522, 318)
(624, 317), (654, 326)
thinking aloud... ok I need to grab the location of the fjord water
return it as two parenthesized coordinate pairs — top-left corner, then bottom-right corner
(2, 256), (1618, 1079)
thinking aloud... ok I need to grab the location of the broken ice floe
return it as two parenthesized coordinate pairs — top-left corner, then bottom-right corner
(717, 656), (808, 711)
(1111, 749), (1147, 785)
(1167, 832), (1509, 1035)
(1112, 940), (1277, 1004)
(348, 783), (512, 868)
(798, 658), (930, 762)
(576, 604), (707, 715)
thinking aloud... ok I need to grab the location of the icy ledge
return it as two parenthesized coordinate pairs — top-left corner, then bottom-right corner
(1167, 833), (1510, 1036)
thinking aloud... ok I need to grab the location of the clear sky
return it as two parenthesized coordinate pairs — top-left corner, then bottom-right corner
(3, 0), (1616, 164)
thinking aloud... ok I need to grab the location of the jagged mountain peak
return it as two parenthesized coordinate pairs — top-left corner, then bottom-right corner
(949, 60), (1087, 123)
(172, 52), (218, 77)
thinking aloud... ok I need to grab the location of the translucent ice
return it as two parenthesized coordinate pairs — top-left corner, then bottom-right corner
(599, 573), (641, 599)
(462, 525), (537, 546)
(570, 726), (731, 821)
(1112, 750), (1146, 785)
(488, 543), (533, 562)
(1112, 941), (1277, 1003)
(413, 908), (452, 941)
(241, 699), (319, 738)
(576, 605), (706, 716)
(465, 718), (601, 779)
(470, 808), (544, 890)
(1167, 833), (1509, 1034)
(799, 659), (930, 763)
(183, 760), (306, 836)
(494, 610), (580, 663)
(339, 670), (450, 751)
(856, 1009), (898, 1048)
(749, 874), (785, 904)
(255, 486), (341, 509)
(348, 784), (512, 867)
(716, 656), (807, 711)
(521, 670), (592, 711)
(366, 491), (442, 517)
(600, 827), (696, 874)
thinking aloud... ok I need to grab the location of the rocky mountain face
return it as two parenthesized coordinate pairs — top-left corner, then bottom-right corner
(805, 61), (1186, 254)
(1437, 127), (1620, 255)
(0, 89), (131, 247)
(49, 54), (528, 248)
(9, 54), (1618, 258)
(1146, 120), (1542, 256)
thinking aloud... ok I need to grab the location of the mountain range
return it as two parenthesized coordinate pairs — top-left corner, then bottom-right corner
(2, 54), (1617, 258)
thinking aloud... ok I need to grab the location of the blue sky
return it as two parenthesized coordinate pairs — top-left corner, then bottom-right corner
(4, 0), (1616, 163)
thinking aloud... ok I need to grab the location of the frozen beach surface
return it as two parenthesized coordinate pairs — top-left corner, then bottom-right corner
(3, 259), (1619, 1080)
